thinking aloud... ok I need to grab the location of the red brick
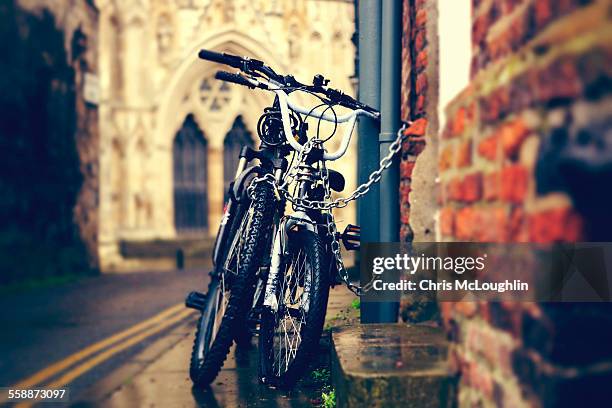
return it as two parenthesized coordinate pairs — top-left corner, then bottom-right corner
(462, 173), (483, 203)
(440, 206), (455, 236)
(508, 207), (527, 242)
(415, 72), (428, 94)
(478, 134), (499, 161)
(414, 28), (427, 52)
(415, 93), (426, 115)
(446, 178), (462, 202)
(472, 12), (490, 45)
(399, 179), (412, 204)
(500, 119), (530, 158)
(456, 207), (479, 240)
(534, 0), (553, 29)
(416, 49), (428, 72)
(400, 160), (416, 179)
(456, 140), (472, 168)
(415, 8), (427, 28)
(452, 107), (467, 136)
(500, 165), (529, 203)
(439, 144), (454, 172)
(477, 207), (508, 242)
(483, 171), (500, 201)
(529, 207), (583, 242)
(404, 117), (428, 137)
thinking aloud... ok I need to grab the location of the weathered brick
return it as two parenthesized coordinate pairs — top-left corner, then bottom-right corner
(483, 171), (500, 201)
(456, 139), (473, 167)
(500, 164), (529, 203)
(528, 207), (583, 242)
(500, 118), (530, 158)
(439, 144), (454, 172)
(416, 49), (428, 72)
(462, 173), (483, 203)
(452, 106), (467, 136)
(477, 206), (508, 242)
(415, 8), (427, 28)
(414, 28), (427, 52)
(456, 207), (479, 240)
(415, 72), (428, 94)
(400, 159), (416, 179)
(478, 134), (499, 161)
(440, 206), (455, 236)
(403, 117), (428, 137)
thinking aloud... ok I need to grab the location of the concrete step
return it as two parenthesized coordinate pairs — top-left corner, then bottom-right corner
(331, 324), (456, 407)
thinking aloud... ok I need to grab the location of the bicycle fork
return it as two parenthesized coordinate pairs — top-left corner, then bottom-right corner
(262, 211), (315, 314)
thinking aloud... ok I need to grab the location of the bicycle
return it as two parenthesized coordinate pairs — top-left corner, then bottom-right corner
(185, 49), (406, 388)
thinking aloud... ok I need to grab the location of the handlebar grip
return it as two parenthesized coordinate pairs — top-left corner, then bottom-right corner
(214, 71), (255, 88)
(198, 49), (243, 69)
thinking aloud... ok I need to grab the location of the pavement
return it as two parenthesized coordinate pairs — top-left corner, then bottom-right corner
(0, 251), (357, 408)
(81, 286), (356, 408)
(0, 266), (210, 406)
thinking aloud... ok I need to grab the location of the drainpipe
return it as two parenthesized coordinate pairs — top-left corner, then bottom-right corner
(364, 0), (402, 323)
(358, 0), (400, 323)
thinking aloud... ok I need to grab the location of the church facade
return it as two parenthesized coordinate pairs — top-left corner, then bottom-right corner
(95, 0), (357, 271)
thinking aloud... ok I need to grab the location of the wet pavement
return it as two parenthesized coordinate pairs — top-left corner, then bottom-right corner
(83, 286), (356, 408)
(0, 267), (210, 397)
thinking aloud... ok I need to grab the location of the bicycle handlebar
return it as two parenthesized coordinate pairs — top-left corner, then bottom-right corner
(201, 48), (380, 161)
(215, 71), (256, 88)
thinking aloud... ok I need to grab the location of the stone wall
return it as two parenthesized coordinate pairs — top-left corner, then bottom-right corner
(0, 0), (99, 284)
(18, 0), (100, 267)
(431, 0), (612, 406)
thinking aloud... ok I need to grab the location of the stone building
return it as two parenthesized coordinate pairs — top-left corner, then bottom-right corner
(0, 0), (99, 284)
(95, 0), (358, 271)
(400, 0), (612, 406)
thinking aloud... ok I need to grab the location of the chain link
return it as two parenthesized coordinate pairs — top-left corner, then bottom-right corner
(247, 121), (411, 295)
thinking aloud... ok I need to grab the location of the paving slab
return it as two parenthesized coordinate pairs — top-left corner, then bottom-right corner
(84, 286), (356, 407)
(331, 324), (455, 408)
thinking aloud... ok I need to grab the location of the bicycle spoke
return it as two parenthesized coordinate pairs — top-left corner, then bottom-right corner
(271, 247), (311, 377)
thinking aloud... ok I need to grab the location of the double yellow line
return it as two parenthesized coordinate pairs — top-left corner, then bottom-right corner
(2, 303), (195, 406)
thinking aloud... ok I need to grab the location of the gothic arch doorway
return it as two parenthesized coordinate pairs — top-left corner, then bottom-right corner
(223, 116), (254, 200)
(173, 114), (208, 233)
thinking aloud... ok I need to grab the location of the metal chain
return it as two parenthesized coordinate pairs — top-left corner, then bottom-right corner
(247, 121), (411, 294)
(279, 122), (409, 210)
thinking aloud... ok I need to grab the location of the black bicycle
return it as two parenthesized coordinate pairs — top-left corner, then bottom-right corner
(186, 49), (393, 388)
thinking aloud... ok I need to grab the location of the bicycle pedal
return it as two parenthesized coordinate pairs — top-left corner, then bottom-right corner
(185, 291), (207, 311)
(341, 224), (360, 250)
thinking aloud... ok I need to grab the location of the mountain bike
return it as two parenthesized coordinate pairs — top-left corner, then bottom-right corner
(186, 48), (407, 388)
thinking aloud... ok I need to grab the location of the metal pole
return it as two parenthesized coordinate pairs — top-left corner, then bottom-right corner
(376, 0), (402, 322)
(358, 0), (384, 324)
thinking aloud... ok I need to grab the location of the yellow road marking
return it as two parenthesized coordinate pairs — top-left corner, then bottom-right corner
(48, 309), (193, 387)
(5, 303), (186, 393)
(13, 308), (195, 408)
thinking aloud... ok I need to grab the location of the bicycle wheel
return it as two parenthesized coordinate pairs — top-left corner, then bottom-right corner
(258, 229), (329, 387)
(190, 183), (275, 386)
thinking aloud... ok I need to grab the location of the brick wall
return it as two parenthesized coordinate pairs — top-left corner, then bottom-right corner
(399, 0), (432, 242)
(431, 0), (612, 406)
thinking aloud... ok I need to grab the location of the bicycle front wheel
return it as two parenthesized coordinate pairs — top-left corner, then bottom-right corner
(258, 229), (329, 387)
(190, 183), (275, 387)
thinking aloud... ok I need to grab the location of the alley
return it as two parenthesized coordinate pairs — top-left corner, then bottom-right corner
(0, 267), (209, 402)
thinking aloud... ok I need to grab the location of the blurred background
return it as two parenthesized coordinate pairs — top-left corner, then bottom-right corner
(0, 0), (358, 285)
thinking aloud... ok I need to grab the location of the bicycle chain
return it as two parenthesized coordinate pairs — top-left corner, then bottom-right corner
(248, 121), (411, 295)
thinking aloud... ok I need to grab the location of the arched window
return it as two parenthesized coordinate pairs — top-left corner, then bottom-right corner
(223, 116), (254, 200)
(173, 114), (208, 232)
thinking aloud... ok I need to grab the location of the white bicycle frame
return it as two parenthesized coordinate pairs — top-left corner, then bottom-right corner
(245, 76), (379, 312)
(247, 76), (380, 161)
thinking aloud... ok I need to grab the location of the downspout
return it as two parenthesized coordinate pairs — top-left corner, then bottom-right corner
(357, 0), (382, 323)
(376, 0), (402, 322)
